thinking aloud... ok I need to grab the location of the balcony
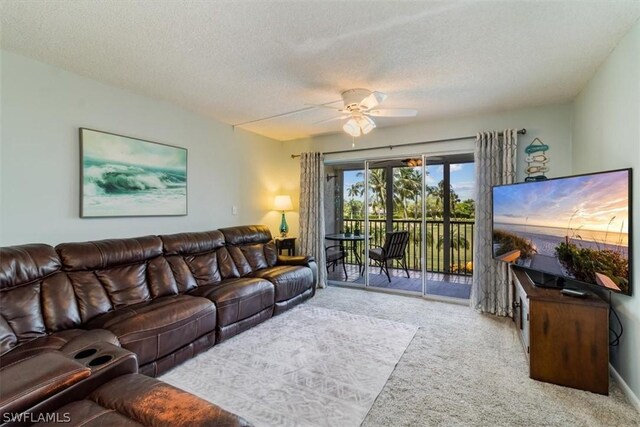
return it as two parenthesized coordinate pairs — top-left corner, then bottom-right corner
(329, 219), (473, 299)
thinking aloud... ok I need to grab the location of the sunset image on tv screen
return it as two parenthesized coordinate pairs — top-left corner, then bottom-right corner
(492, 169), (630, 294)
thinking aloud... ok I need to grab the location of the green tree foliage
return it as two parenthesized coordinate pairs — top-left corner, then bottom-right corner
(454, 199), (475, 219)
(343, 169), (473, 221)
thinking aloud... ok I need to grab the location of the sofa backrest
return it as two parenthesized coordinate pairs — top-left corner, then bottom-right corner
(0, 244), (82, 355)
(55, 236), (168, 322)
(160, 230), (232, 292)
(0, 225), (280, 350)
(219, 225), (277, 275)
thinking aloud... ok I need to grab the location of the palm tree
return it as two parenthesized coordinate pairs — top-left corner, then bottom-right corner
(357, 169), (386, 217)
(393, 167), (421, 219)
(344, 181), (364, 219)
(347, 181), (363, 198)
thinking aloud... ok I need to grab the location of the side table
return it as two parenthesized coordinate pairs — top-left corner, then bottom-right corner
(275, 237), (296, 256)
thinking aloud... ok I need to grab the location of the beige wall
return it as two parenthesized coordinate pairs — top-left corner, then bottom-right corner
(572, 21), (640, 405)
(0, 51), (285, 245)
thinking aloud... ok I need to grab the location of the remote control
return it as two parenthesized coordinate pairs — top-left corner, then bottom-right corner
(561, 288), (588, 298)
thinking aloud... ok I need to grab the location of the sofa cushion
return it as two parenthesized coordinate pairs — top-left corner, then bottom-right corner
(160, 231), (225, 256)
(56, 236), (168, 316)
(0, 244), (60, 290)
(253, 266), (313, 302)
(0, 351), (92, 417)
(38, 400), (144, 426)
(226, 247), (253, 277)
(86, 295), (216, 365)
(0, 282), (46, 343)
(90, 374), (251, 427)
(56, 236), (162, 272)
(161, 231), (232, 292)
(0, 244), (76, 355)
(219, 225), (271, 246)
(188, 278), (274, 327)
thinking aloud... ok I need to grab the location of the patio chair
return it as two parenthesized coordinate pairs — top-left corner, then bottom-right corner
(369, 231), (410, 282)
(326, 244), (348, 279)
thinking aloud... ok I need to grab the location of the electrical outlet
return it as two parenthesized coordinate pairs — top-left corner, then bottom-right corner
(232, 205), (238, 215)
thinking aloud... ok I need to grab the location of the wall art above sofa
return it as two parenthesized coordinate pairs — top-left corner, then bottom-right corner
(79, 128), (187, 217)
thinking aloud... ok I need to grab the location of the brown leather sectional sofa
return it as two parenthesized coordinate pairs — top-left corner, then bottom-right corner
(0, 225), (317, 425)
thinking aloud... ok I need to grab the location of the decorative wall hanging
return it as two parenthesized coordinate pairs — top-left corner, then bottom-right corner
(524, 138), (549, 182)
(80, 128), (187, 217)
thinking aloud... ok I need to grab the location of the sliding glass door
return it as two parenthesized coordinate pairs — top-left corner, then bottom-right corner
(324, 153), (474, 301)
(325, 160), (367, 286)
(367, 159), (424, 294)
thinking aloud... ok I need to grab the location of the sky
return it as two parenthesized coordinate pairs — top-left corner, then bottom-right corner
(493, 170), (629, 233)
(342, 162), (475, 201)
(83, 129), (187, 170)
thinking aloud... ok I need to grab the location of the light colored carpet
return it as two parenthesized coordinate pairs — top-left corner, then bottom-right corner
(161, 304), (417, 427)
(308, 286), (640, 427)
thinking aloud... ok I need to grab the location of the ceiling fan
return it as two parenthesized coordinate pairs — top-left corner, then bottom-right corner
(312, 89), (418, 137)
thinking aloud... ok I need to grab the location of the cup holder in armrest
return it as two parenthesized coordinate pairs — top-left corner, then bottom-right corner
(88, 355), (113, 367)
(74, 348), (98, 359)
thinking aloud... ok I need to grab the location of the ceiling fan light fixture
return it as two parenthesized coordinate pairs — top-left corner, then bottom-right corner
(343, 118), (361, 137)
(357, 115), (376, 134)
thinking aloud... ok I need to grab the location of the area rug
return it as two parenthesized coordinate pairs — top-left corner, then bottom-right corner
(161, 305), (418, 427)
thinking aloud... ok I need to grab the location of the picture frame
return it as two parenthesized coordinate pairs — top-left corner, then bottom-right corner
(79, 128), (188, 217)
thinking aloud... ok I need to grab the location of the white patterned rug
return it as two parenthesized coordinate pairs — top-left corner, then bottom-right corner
(161, 305), (417, 427)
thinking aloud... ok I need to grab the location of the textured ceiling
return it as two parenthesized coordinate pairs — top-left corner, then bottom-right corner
(1, 1), (639, 141)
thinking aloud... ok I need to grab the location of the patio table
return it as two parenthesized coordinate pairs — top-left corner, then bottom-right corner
(325, 233), (370, 275)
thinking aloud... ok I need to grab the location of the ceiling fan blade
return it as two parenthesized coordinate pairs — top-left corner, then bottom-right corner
(366, 108), (418, 117)
(304, 103), (344, 112)
(360, 91), (387, 110)
(314, 115), (350, 125)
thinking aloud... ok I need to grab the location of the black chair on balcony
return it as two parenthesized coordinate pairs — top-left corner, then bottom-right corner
(326, 244), (348, 280)
(369, 231), (410, 282)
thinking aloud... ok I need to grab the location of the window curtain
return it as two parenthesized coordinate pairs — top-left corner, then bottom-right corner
(299, 152), (327, 289)
(471, 130), (518, 316)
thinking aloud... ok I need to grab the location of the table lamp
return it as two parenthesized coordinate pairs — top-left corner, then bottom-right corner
(274, 195), (293, 237)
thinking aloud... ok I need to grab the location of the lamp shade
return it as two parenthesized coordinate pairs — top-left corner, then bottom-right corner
(274, 195), (293, 211)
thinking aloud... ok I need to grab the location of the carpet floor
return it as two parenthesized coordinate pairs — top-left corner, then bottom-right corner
(161, 304), (417, 426)
(308, 286), (640, 426)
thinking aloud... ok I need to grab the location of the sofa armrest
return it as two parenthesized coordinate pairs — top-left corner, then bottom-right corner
(0, 351), (91, 417)
(277, 255), (315, 266)
(277, 256), (319, 295)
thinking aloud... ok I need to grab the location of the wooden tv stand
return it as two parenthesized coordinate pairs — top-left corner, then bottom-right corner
(511, 266), (609, 395)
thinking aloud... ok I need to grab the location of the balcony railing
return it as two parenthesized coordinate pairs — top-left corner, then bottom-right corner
(341, 219), (474, 276)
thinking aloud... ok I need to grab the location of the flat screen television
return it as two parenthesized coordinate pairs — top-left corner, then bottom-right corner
(492, 168), (632, 295)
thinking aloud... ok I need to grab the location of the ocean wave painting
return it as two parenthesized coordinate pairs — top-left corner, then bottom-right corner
(80, 128), (187, 217)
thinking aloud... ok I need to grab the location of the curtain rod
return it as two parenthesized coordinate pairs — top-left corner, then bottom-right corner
(290, 129), (526, 158)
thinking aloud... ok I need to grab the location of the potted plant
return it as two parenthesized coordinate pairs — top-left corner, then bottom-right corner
(344, 226), (352, 237)
(354, 224), (361, 236)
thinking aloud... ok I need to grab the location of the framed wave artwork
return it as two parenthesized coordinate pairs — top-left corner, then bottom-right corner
(80, 128), (187, 217)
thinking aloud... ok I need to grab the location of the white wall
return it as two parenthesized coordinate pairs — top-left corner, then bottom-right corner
(0, 51), (285, 245)
(572, 21), (640, 404)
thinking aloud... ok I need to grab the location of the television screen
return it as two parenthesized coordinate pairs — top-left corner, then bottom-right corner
(492, 169), (632, 295)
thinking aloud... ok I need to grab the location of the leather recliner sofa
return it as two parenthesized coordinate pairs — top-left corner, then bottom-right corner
(0, 225), (316, 425)
(0, 225), (317, 377)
